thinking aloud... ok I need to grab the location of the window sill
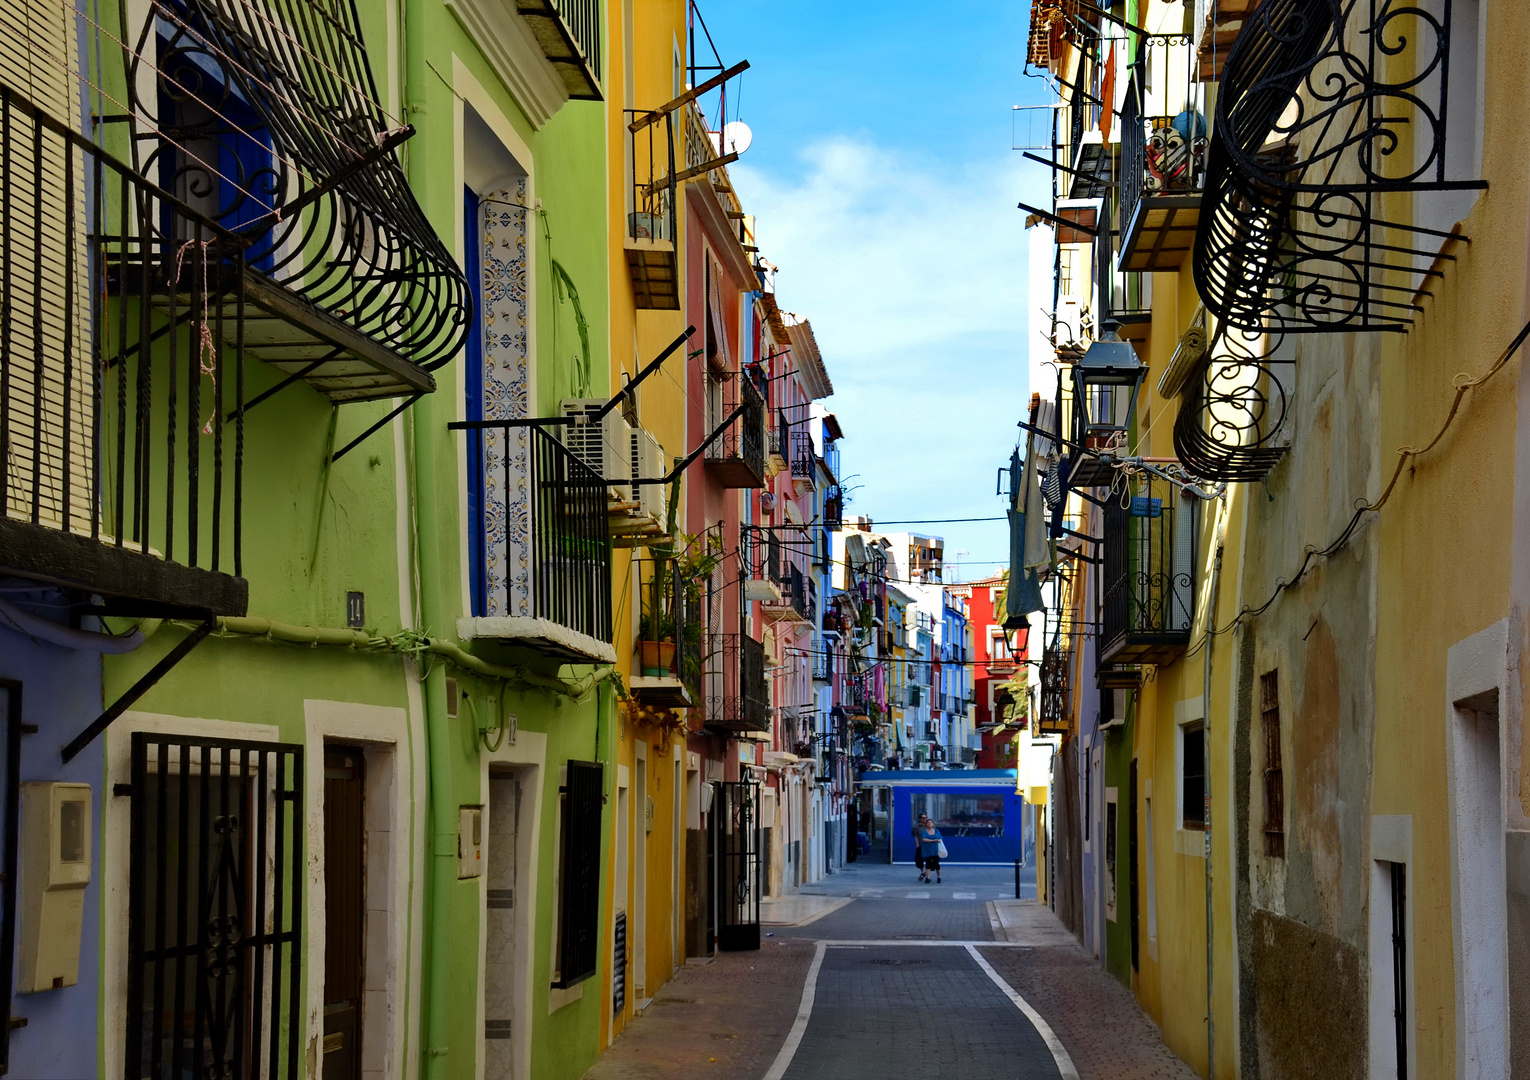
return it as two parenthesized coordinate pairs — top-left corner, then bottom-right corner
(1175, 828), (1206, 858)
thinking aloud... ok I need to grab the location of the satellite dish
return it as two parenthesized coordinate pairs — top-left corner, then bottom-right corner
(722, 120), (753, 156)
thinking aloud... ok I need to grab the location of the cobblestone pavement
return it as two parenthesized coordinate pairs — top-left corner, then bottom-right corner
(584, 865), (1196, 1080)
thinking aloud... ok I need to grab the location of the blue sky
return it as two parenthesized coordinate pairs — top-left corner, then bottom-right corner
(700, 2), (1055, 582)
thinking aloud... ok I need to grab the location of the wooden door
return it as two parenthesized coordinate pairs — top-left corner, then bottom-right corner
(323, 747), (365, 1080)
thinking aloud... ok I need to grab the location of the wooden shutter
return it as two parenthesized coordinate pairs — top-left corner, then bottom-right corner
(555, 760), (603, 987)
(0, 3), (91, 534)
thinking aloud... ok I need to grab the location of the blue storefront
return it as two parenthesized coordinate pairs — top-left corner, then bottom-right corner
(872, 769), (1025, 865)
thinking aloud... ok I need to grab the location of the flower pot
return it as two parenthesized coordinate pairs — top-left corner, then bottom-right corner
(639, 640), (676, 677)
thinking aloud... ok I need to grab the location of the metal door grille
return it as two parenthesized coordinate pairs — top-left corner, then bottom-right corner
(125, 732), (304, 1080)
(715, 780), (760, 951)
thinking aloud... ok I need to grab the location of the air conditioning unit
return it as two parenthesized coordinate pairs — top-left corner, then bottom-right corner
(559, 399), (632, 501)
(630, 427), (667, 520)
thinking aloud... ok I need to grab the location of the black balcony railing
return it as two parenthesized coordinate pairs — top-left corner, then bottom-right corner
(790, 430), (814, 479)
(515, 0), (603, 97)
(704, 374), (765, 488)
(1194, 0), (1483, 338)
(1117, 43), (1207, 274)
(1038, 640), (1072, 735)
(624, 107), (679, 309)
(126, 0), (470, 399)
(1099, 477), (1195, 666)
(636, 556), (703, 698)
(0, 89), (248, 614)
(526, 428), (612, 643)
(812, 643), (833, 683)
(703, 634), (770, 734)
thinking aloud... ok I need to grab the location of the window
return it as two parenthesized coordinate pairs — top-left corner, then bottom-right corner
(1059, 247), (1076, 295)
(1084, 744), (1092, 844)
(1261, 670), (1285, 857)
(1182, 722), (1205, 830)
(554, 761), (604, 988)
(1105, 793), (1118, 921)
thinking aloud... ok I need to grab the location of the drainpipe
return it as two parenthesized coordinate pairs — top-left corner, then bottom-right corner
(395, 0), (457, 1066)
(1204, 514), (1225, 1080)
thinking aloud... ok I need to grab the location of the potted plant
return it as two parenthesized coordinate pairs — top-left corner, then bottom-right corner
(637, 609), (676, 675)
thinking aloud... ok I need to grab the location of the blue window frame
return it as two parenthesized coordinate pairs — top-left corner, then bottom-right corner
(463, 186), (489, 616)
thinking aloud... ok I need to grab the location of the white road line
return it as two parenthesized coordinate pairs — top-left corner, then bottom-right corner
(761, 940), (827, 1080)
(964, 944), (1081, 1080)
(905, 891), (930, 899)
(954, 892), (978, 900)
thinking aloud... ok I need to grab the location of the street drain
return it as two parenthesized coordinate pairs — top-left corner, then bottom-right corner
(866, 958), (931, 965)
(893, 934), (940, 940)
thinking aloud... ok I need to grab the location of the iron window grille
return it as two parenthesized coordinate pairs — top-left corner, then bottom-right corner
(1038, 637), (1072, 735)
(125, 733), (304, 1080)
(555, 760), (603, 988)
(0, 88), (249, 611)
(1099, 476), (1196, 666)
(1261, 670), (1285, 858)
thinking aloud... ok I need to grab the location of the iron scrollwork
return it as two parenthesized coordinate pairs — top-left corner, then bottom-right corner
(1172, 324), (1296, 482)
(128, 0), (470, 372)
(1193, 0), (1485, 336)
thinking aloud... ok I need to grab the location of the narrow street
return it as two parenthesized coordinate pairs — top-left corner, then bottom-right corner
(586, 861), (1197, 1080)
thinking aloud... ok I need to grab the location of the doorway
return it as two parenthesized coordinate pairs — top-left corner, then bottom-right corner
(486, 771), (522, 1079)
(323, 746), (365, 1080)
(634, 744), (648, 1001)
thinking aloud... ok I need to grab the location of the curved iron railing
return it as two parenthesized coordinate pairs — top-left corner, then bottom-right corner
(1172, 325), (1296, 482)
(128, 0), (469, 371)
(1193, 0), (1483, 335)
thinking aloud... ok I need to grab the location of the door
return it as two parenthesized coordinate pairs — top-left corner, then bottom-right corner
(125, 732), (304, 1080)
(486, 772), (521, 1077)
(323, 747), (365, 1080)
(715, 780), (760, 951)
(634, 747), (647, 997)
(1129, 760), (1140, 972)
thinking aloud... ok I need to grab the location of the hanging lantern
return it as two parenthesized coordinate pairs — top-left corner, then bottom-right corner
(1072, 320), (1145, 447)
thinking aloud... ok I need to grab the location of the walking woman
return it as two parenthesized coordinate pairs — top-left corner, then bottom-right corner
(912, 813), (930, 880)
(917, 817), (944, 884)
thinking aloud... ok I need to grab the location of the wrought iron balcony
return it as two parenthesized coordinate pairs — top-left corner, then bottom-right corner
(127, 0), (470, 404)
(515, 0), (603, 101)
(1118, 40), (1208, 273)
(763, 565), (810, 624)
(0, 89), (248, 615)
(1037, 638), (1073, 736)
(824, 485), (844, 532)
(812, 643), (833, 684)
(625, 108), (679, 309)
(632, 556), (703, 707)
(1099, 477), (1196, 666)
(704, 374), (765, 487)
(703, 633), (770, 735)
(1192, 0), (1483, 337)
(457, 426), (613, 662)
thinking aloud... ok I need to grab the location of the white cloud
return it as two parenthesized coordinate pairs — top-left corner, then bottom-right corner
(728, 138), (1039, 575)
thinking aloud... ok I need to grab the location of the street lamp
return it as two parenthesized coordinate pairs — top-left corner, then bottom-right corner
(1072, 320), (1145, 447)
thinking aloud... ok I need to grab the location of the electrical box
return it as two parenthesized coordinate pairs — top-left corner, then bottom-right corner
(458, 806), (483, 879)
(19, 782), (91, 992)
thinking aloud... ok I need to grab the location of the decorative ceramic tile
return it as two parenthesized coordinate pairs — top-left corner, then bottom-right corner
(479, 180), (532, 617)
